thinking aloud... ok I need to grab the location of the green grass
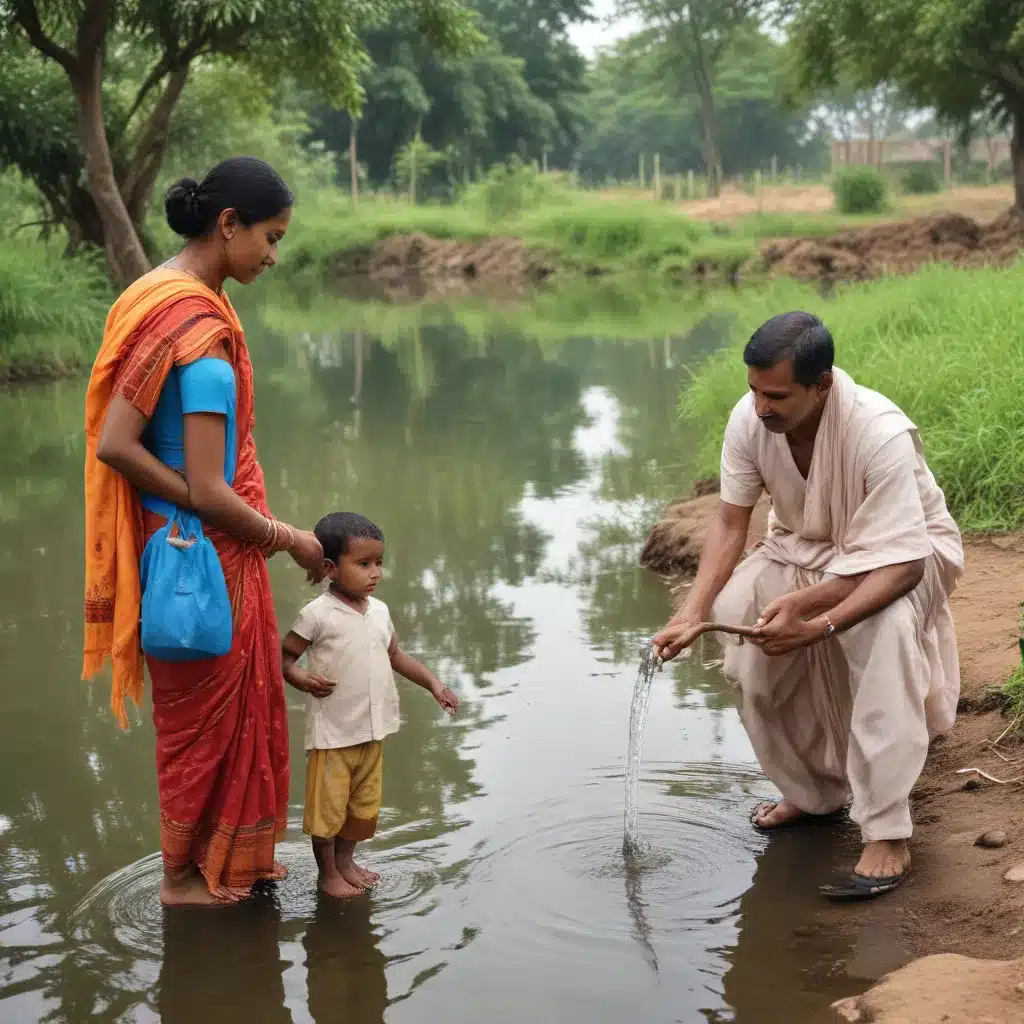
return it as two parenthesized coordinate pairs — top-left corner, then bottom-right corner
(282, 183), (762, 280)
(680, 261), (1024, 534)
(0, 240), (111, 379)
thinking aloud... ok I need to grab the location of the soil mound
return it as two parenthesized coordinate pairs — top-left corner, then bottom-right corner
(336, 233), (554, 297)
(760, 208), (1024, 282)
(832, 954), (1024, 1023)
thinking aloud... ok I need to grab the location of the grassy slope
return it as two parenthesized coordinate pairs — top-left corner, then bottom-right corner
(0, 242), (111, 378)
(681, 262), (1024, 534)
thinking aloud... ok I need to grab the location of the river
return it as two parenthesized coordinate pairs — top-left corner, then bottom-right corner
(0, 292), (898, 1023)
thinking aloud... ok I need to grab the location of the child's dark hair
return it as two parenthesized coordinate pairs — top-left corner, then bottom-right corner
(314, 512), (384, 563)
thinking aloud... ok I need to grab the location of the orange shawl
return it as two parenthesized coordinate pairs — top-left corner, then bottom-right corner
(82, 269), (243, 727)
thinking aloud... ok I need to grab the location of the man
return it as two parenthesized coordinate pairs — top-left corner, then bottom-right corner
(653, 311), (962, 900)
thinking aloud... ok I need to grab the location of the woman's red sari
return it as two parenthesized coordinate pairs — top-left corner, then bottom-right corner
(83, 269), (289, 893)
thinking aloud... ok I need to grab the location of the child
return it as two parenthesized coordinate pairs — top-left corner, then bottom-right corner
(282, 512), (459, 899)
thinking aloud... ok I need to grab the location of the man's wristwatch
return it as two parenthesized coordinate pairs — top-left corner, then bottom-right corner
(821, 614), (836, 641)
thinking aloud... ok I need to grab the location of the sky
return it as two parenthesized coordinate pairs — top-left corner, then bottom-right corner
(566, 0), (641, 58)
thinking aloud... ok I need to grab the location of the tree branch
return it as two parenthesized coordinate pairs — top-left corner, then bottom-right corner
(12, 0), (77, 73)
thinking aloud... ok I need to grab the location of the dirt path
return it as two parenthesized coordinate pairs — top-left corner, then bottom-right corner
(641, 493), (1024, 1022)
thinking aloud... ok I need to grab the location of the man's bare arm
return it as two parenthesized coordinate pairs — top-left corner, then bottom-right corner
(757, 560), (925, 656)
(652, 500), (753, 661)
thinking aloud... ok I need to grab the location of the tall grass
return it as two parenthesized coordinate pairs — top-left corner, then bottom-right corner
(681, 262), (1024, 533)
(0, 241), (111, 378)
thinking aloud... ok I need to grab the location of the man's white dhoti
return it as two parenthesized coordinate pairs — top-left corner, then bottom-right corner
(712, 369), (963, 841)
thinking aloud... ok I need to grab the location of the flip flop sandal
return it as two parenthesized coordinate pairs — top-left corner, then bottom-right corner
(749, 801), (847, 833)
(820, 867), (910, 902)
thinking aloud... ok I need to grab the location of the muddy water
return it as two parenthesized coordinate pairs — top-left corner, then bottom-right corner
(0, 299), (895, 1023)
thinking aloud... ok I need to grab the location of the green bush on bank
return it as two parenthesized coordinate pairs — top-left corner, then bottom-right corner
(681, 262), (1024, 533)
(0, 241), (111, 378)
(831, 167), (888, 214)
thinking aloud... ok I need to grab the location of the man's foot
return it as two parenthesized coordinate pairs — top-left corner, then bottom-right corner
(160, 872), (241, 908)
(750, 799), (811, 829)
(821, 839), (912, 901)
(318, 873), (365, 899)
(854, 839), (911, 880)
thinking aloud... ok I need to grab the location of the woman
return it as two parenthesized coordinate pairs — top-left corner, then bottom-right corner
(83, 156), (324, 907)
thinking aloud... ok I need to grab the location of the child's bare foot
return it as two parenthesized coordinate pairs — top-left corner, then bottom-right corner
(337, 861), (372, 891)
(352, 862), (379, 886)
(318, 873), (365, 899)
(268, 861), (289, 881)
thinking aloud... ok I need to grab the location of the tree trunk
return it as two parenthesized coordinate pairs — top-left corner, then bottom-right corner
(121, 65), (190, 228)
(695, 77), (723, 198)
(1013, 111), (1024, 211)
(72, 51), (151, 288)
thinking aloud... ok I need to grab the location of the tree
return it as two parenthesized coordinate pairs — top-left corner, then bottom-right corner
(0, 1), (480, 287)
(575, 29), (825, 184)
(613, 0), (769, 195)
(307, 0), (590, 188)
(783, 0), (1024, 208)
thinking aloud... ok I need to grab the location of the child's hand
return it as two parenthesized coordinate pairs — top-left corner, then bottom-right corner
(431, 683), (459, 716)
(294, 672), (336, 698)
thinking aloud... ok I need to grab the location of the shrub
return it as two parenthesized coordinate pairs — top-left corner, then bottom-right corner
(831, 167), (888, 214)
(901, 164), (941, 195)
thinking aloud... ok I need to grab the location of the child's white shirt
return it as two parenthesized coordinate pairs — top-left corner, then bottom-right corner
(290, 592), (400, 751)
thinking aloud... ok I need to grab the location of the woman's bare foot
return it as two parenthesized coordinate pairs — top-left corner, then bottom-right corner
(750, 799), (808, 829)
(160, 872), (240, 908)
(854, 839), (911, 879)
(318, 873), (365, 899)
(268, 861), (289, 881)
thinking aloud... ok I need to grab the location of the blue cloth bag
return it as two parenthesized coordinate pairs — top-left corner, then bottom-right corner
(139, 508), (233, 661)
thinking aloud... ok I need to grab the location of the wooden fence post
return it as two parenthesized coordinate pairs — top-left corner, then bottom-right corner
(687, 169), (695, 199)
(653, 152), (661, 201)
(639, 153), (645, 189)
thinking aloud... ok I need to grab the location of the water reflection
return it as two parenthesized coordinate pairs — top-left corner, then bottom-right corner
(0, 294), (865, 1023)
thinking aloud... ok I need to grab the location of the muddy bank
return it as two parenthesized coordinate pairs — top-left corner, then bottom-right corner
(641, 487), (1024, 1017)
(332, 233), (556, 297)
(758, 209), (1024, 283)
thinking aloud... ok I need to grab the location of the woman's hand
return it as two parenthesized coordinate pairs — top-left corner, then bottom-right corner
(288, 529), (326, 584)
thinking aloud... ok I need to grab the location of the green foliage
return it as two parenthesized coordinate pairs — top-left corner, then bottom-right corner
(681, 263), (1024, 532)
(786, 0), (1024, 202)
(900, 163), (941, 195)
(468, 158), (554, 220)
(831, 166), (887, 214)
(0, 237), (110, 376)
(575, 29), (828, 184)
(393, 133), (448, 197)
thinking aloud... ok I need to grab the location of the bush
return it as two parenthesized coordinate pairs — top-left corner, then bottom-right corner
(901, 164), (941, 195)
(831, 167), (888, 214)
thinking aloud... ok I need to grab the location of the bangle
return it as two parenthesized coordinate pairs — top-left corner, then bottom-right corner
(821, 614), (836, 641)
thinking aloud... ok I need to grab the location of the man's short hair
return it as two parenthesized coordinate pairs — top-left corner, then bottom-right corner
(743, 311), (834, 387)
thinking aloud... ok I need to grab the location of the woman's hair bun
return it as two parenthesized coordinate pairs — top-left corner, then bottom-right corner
(164, 177), (203, 238)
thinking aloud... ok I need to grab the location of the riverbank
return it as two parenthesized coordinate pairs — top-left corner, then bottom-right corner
(642, 492), (1024, 1021)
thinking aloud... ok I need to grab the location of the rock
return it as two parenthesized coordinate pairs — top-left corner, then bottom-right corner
(1003, 862), (1024, 883)
(976, 830), (1008, 849)
(962, 777), (982, 791)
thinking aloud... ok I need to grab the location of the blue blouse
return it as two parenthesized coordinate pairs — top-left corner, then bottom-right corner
(141, 357), (237, 518)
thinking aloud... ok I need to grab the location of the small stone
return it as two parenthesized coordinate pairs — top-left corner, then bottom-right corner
(1016, 981), (1024, 995)
(976, 830), (1008, 849)
(1003, 862), (1024, 883)
(962, 777), (982, 791)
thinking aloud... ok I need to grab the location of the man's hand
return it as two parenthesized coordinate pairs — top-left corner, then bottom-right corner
(756, 593), (828, 656)
(651, 616), (705, 662)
